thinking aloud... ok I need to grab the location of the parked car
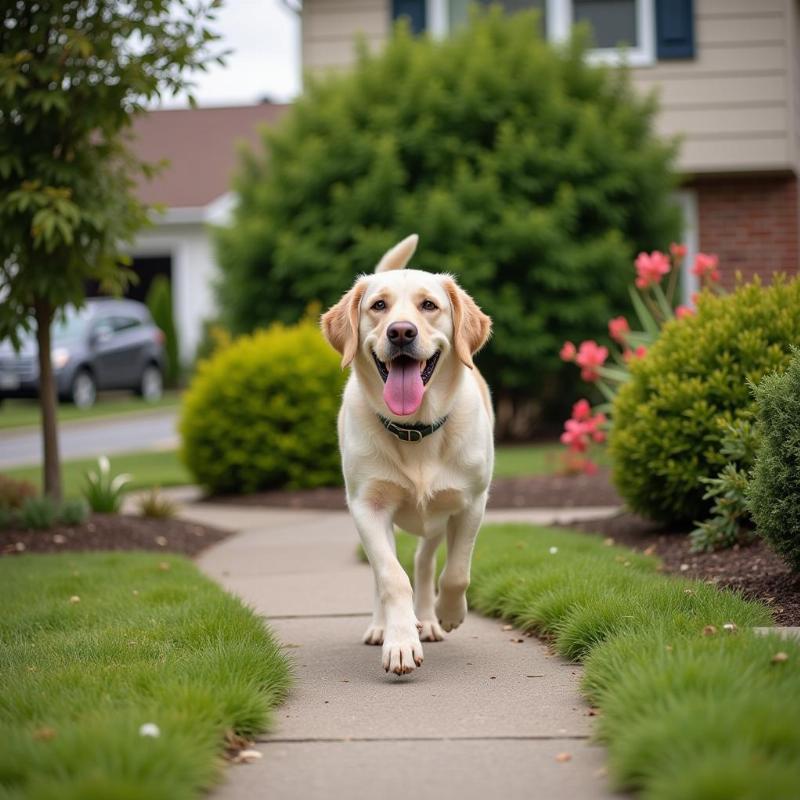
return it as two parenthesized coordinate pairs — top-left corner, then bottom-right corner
(0, 298), (167, 408)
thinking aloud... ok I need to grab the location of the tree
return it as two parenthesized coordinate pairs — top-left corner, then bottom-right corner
(216, 10), (680, 438)
(0, 0), (223, 499)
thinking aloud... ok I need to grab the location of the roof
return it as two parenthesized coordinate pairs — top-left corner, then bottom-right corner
(130, 103), (290, 209)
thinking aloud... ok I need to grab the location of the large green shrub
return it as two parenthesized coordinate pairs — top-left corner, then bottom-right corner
(180, 321), (345, 494)
(610, 277), (800, 524)
(216, 10), (679, 435)
(146, 275), (180, 386)
(748, 349), (800, 571)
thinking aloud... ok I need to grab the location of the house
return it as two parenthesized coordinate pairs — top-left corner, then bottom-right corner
(300, 0), (800, 293)
(128, 103), (288, 364)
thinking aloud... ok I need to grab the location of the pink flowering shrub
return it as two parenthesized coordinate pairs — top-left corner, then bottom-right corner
(559, 245), (722, 472)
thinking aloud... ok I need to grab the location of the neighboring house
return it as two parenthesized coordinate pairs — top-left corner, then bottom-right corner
(128, 103), (288, 364)
(301, 0), (800, 292)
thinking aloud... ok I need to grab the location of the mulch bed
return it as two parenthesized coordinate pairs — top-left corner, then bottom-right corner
(566, 513), (800, 627)
(0, 514), (231, 558)
(206, 468), (623, 511)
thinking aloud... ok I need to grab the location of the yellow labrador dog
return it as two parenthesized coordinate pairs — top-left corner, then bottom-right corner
(321, 235), (493, 675)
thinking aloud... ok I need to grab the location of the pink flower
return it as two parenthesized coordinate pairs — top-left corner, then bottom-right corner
(560, 341), (577, 362)
(561, 418), (589, 453)
(675, 305), (694, 319)
(692, 253), (720, 282)
(572, 398), (592, 421)
(670, 243), (687, 260)
(575, 340), (608, 382)
(623, 345), (648, 363)
(635, 251), (671, 289)
(608, 316), (630, 344)
(560, 408), (607, 454)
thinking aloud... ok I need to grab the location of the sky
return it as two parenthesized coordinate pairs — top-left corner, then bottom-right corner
(170, 0), (301, 108)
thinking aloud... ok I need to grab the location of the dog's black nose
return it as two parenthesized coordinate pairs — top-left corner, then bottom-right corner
(387, 321), (418, 345)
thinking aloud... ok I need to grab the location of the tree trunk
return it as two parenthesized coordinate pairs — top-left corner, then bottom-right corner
(34, 298), (62, 501)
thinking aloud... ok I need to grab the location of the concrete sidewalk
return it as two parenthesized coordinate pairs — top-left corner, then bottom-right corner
(188, 504), (621, 800)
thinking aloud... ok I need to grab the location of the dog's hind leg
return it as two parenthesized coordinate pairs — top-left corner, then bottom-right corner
(414, 533), (446, 642)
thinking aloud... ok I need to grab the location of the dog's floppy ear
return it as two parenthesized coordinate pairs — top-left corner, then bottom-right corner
(320, 280), (367, 368)
(375, 234), (419, 273)
(442, 277), (492, 369)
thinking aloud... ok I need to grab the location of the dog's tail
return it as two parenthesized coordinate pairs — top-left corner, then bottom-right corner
(374, 234), (419, 273)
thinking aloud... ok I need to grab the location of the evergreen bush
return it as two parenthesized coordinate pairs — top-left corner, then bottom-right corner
(610, 277), (800, 524)
(215, 10), (679, 434)
(748, 348), (800, 571)
(146, 275), (180, 386)
(180, 320), (345, 494)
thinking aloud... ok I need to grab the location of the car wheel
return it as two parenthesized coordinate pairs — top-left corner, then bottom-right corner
(71, 369), (97, 409)
(139, 364), (163, 402)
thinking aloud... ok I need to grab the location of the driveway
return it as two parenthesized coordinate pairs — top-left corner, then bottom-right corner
(0, 409), (179, 468)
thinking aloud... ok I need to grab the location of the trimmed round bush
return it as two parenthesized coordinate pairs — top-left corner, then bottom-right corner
(180, 321), (345, 494)
(747, 349), (800, 571)
(610, 277), (800, 524)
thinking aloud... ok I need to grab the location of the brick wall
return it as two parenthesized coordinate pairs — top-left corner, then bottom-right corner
(694, 175), (799, 290)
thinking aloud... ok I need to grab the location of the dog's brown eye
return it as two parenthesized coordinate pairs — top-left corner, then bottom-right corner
(421, 300), (437, 311)
(371, 299), (386, 311)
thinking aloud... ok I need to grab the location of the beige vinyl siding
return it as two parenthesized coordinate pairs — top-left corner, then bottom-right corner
(302, 0), (389, 72)
(632, 0), (796, 173)
(301, 0), (798, 174)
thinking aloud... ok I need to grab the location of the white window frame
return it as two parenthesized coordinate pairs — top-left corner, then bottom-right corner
(549, 0), (655, 66)
(425, 0), (655, 66)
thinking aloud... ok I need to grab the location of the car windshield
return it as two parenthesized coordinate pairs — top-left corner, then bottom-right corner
(52, 306), (91, 343)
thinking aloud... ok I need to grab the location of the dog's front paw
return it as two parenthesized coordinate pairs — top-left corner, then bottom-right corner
(382, 625), (424, 675)
(417, 618), (446, 642)
(362, 624), (384, 645)
(435, 591), (468, 632)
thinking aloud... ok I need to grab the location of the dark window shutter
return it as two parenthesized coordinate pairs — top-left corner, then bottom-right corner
(655, 0), (695, 59)
(392, 0), (426, 34)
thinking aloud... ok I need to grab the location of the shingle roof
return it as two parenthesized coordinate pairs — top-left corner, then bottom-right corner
(130, 103), (289, 208)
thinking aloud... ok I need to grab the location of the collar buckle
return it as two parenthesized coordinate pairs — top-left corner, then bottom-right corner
(378, 414), (448, 443)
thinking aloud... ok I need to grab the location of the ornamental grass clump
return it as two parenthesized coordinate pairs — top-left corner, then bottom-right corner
(82, 456), (132, 513)
(610, 276), (800, 524)
(748, 348), (800, 571)
(180, 320), (345, 494)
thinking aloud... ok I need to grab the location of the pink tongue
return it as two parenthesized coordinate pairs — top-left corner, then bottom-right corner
(383, 359), (425, 416)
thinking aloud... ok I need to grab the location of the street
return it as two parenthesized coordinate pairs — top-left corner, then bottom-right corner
(0, 409), (179, 469)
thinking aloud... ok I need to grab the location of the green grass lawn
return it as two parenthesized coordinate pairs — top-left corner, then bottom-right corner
(388, 525), (800, 798)
(0, 551), (290, 800)
(5, 449), (191, 497)
(493, 442), (609, 478)
(0, 392), (181, 431)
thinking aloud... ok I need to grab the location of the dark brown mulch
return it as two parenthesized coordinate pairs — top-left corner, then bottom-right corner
(206, 468), (623, 511)
(0, 513), (231, 558)
(566, 513), (800, 626)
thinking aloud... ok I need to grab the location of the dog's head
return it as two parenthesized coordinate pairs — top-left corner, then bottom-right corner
(321, 235), (491, 418)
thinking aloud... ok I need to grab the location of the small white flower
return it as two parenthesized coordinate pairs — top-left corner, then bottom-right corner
(139, 723), (161, 738)
(549, 546), (558, 555)
(98, 456), (110, 476)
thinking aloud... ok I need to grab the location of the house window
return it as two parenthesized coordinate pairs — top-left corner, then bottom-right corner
(419, 0), (655, 66)
(548, 0), (655, 66)
(444, 0), (546, 33)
